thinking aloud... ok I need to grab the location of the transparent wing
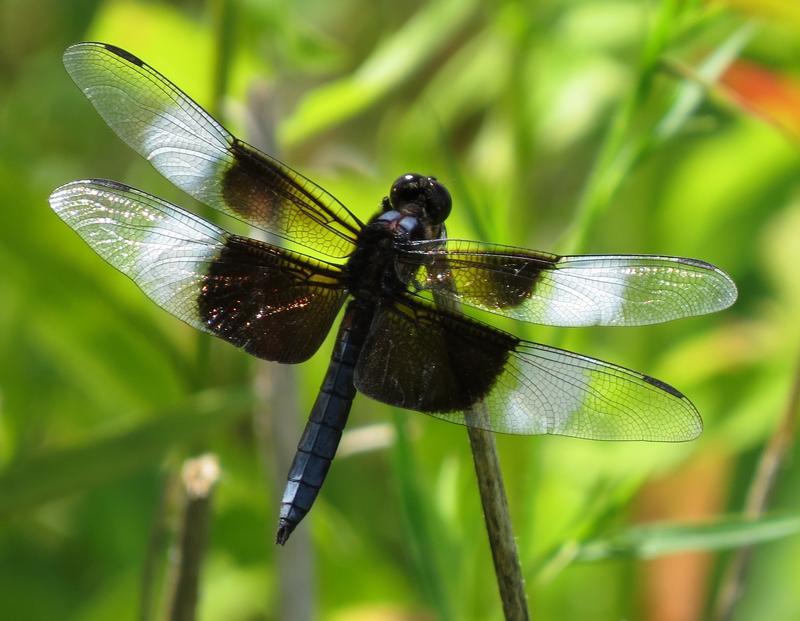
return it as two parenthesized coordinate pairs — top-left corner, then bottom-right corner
(355, 297), (701, 441)
(49, 179), (347, 363)
(63, 42), (363, 258)
(397, 239), (737, 327)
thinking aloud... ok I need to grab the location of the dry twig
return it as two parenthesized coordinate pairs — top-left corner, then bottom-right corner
(167, 454), (220, 621)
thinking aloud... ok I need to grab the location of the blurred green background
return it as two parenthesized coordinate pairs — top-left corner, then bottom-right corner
(1, 0), (800, 620)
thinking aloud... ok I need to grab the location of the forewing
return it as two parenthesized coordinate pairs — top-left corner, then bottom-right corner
(398, 240), (737, 327)
(354, 297), (701, 441)
(49, 179), (347, 363)
(62, 42), (362, 258)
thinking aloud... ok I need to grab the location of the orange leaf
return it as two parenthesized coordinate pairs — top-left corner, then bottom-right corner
(721, 60), (800, 141)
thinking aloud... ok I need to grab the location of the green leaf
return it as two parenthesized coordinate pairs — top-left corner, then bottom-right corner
(574, 514), (800, 561)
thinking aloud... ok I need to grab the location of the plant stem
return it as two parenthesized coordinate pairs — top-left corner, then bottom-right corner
(713, 353), (800, 621)
(167, 454), (220, 621)
(434, 278), (529, 619)
(467, 422), (530, 621)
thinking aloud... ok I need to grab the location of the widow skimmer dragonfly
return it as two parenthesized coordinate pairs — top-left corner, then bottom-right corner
(50, 43), (737, 545)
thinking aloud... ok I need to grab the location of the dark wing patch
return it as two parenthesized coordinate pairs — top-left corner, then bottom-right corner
(355, 298), (517, 413)
(63, 42), (363, 258)
(49, 179), (346, 363)
(197, 234), (345, 362)
(354, 296), (702, 441)
(398, 239), (737, 327)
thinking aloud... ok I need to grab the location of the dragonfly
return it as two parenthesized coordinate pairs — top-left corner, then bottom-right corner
(49, 42), (737, 544)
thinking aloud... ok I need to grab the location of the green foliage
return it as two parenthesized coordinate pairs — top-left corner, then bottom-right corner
(575, 513), (800, 562)
(1, 0), (799, 620)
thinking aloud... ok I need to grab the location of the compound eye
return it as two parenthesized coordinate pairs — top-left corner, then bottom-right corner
(390, 173), (425, 206)
(424, 178), (451, 224)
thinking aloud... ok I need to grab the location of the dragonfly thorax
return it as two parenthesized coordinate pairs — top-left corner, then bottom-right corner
(345, 214), (416, 302)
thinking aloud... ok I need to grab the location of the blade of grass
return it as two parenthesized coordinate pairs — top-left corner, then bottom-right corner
(539, 9), (756, 608)
(420, 188), (528, 617)
(533, 476), (646, 584)
(655, 21), (759, 143)
(573, 513), (800, 562)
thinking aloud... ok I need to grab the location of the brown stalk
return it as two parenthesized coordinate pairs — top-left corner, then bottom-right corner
(433, 287), (530, 619)
(166, 454), (220, 621)
(466, 421), (531, 621)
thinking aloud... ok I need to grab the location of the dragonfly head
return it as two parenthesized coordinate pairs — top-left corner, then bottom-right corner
(388, 173), (451, 225)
